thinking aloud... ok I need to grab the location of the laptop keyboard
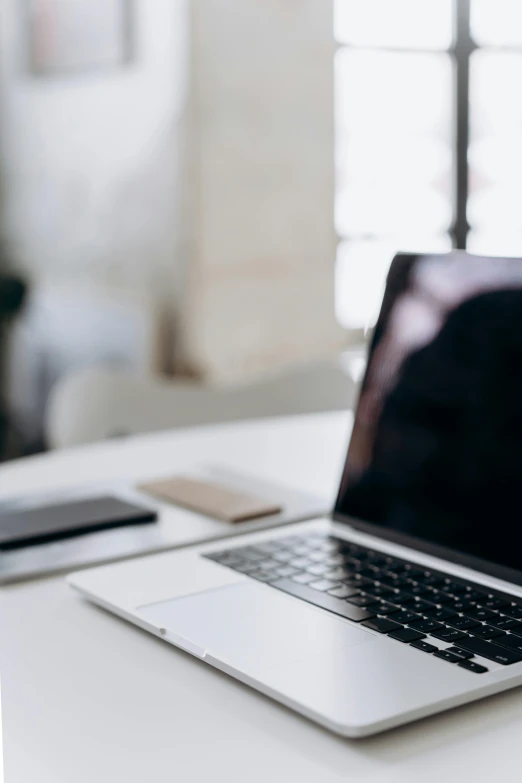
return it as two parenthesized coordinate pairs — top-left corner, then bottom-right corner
(205, 533), (522, 674)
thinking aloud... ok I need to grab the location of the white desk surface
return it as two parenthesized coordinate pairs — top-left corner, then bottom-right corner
(1, 412), (520, 782)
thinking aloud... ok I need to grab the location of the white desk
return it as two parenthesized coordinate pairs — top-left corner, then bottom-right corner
(1, 412), (520, 782)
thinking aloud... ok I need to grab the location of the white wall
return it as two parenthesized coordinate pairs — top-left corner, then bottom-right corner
(0, 0), (189, 306)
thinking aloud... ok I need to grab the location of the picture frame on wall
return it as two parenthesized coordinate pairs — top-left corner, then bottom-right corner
(25, 0), (134, 76)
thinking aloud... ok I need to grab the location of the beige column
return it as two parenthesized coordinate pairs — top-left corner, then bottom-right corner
(180, 0), (343, 383)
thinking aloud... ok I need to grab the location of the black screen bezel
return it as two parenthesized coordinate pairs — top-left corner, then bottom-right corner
(333, 251), (522, 590)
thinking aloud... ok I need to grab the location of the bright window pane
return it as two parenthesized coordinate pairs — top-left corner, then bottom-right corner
(334, 0), (453, 50)
(338, 136), (452, 188)
(336, 50), (453, 137)
(336, 236), (452, 330)
(470, 52), (522, 138)
(471, 0), (522, 47)
(336, 241), (394, 330)
(468, 186), (522, 232)
(467, 231), (522, 257)
(336, 134), (453, 236)
(468, 136), (522, 246)
(469, 136), (522, 186)
(336, 184), (452, 237)
(469, 52), (522, 243)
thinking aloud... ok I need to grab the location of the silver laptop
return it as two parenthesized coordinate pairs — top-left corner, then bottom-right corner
(69, 251), (522, 737)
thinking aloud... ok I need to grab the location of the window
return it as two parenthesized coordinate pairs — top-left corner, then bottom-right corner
(334, 0), (522, 334)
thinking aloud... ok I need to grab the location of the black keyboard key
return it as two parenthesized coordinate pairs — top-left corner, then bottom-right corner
(386, 563), (409, 575)
(379, 576), (406, 589)
(352, 576), (373, 587)
(389, 576), (415, 589)
(351, 548), (371, 560)
(406, 569), (429, 581)
(458, 660), (488, 674)
(404, 567), (426, 580)
(467, 608), (497, 622)
(342, 557), (363, 569)
(433, 650), (463, 664)
(392, 591), (416, 606)
(358, 567), (381, 579)
(446, 646), (473, 659)
(430, 628), (468, 643)
(378, 602), (401, 615)
(423, 607), (458, 621)
(410, 640), (438, 653)
(464, 589), (489, 602)
(455, 636), (522, 665)
(421, 575), (447, 588)
(443, 581), (468, 595)
(408, 585), (436, 599)
(449, 599), (477, 612)
(388, 628), (427, 643)
(365, 556), (389, 568)
(361, 617), (403, 634)
(469, 624), (506, 640)
(411, 598), (437, 613)
(409, 619), (445, 633)
(480, 598), (510, 610)
(492, 635), (522, 655)
(445, 616), (481, 631)
(363, 584), (394, 598)
(504, 604), (522, 620)
(429, 591), (455, 605)
(489, 615), (521, 629)
(491, 619), (522, 632)
(391, 609), (423, 624)
(346, 593), (380, 607)
(403, 568), (425, 579)
(338, 542), (358, 553)
(272, 578), (376, 622)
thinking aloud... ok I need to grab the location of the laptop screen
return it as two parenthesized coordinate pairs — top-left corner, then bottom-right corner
(335, 251), (522, 585)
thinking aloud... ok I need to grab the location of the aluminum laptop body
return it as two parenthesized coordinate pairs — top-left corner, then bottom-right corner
(69, 252), (522, 736)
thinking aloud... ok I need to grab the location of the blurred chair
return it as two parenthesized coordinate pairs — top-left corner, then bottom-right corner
(45, 362), (357, 450)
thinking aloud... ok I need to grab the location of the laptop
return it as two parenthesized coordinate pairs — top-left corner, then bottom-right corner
(69, 251), (522, 737)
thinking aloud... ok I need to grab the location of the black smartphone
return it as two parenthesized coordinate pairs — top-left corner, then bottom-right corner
(0, 496), (158, 550)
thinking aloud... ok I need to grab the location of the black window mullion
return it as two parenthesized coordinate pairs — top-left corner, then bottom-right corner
(452, 0), (476, 249)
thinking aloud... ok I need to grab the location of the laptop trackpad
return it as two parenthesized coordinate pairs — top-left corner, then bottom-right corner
(137, 582), (375, 673)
